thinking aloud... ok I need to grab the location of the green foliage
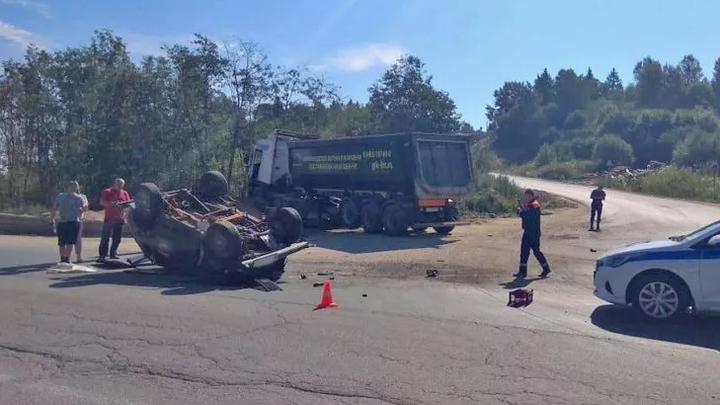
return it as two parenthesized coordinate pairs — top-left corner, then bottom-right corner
(487, 54), (720, 176)
(592, 135), (634, 169)
(490, 53), (720, 201)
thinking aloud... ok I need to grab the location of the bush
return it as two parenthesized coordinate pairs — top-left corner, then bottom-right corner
(592, 134), (634, 169)
(459, 174), (521, 215)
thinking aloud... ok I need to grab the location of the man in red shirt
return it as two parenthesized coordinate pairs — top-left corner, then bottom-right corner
(98, 178), (131, 261)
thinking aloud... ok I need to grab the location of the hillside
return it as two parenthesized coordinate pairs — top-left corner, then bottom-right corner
(485, 56), (720, 201)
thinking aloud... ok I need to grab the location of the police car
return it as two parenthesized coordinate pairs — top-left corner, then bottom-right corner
(593, 219), (720, 320)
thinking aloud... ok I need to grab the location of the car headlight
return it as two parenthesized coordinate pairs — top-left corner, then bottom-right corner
(598, 253), (642, 268)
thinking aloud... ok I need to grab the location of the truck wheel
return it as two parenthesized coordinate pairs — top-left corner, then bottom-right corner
(433, 226), (454, 235)
(269, 207), (304, 245)
(133, 183), (164, 231)
(341, 198), (361, 229)
(204, 221), (243, 261)
(361, 202), (383, 234)
(197, 171), (229, 199)
(433, 206), (458, 235)
(382, 202), (408, 236)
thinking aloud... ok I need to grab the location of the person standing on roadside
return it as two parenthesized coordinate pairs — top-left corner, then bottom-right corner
(49, 181), (85, 264)
(74, 184), (89, 263)
(514, 189), (552, 280)
(589, 186), (606, 232)
(98, 178), (131, 261)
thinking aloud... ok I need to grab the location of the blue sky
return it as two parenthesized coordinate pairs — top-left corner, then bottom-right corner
(1, 0), (720, 129)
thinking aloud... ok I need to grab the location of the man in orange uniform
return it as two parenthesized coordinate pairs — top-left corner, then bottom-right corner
(98, 178), (131, 261)
(514, 189), (552, 279)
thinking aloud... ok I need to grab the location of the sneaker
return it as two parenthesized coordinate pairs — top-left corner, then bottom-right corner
(96, 256), (106, 262)
(109, 254), (120, 260)
(539, 268), (552, 278)
(513, 272), (526, 279)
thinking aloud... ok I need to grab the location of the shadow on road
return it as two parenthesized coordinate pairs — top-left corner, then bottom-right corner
(499, 277), (542, 290)
(0, 262), (56, 276)
(590, 304), (720, 351)
(305, 228), (458, 254)
(48, 269), (269, 296)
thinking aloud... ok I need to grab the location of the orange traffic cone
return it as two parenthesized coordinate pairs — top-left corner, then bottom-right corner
(314, 280), (338, 310)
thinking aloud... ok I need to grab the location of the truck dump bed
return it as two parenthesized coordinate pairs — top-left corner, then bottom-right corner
(288, 133), (474, 196)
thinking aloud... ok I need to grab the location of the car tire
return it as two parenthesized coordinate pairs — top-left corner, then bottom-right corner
(631, 273), (690, 321)
(269, 207), (304, 245)
(133, 183), (164, 231)
(197, 171), (229, 199)
(204, 220), (243, 261)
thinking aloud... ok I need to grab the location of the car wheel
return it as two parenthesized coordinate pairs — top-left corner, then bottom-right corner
(196, 171), (229, 199)
(632, 274), (689, 320)
(133, 183), (163, 231)
(269, 207), (304, 245)
(204, 221), (243, 261)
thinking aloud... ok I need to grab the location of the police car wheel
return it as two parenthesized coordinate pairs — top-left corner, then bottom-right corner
(632, 274), (689, 320)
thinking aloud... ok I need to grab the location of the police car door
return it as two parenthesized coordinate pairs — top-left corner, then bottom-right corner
(698, 233), (720, 310)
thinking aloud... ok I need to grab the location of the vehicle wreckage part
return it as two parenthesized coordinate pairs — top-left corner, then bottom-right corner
(204, 220), (244, 260)
(133, 183), (164, 231)
(196, 170), (229, 199)
(241, 241), (310, 268)
(269, 207), (304, 245)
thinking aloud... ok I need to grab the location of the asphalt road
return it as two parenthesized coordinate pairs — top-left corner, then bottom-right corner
(1, 177), (720, 404)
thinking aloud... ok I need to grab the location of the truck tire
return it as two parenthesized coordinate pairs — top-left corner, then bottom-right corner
(204, 221), (243, 261)
(382, 201), (409, 236)
(133, 183), (164, 231)
(341, 197), (361, 229)
(433, 206), (458, 236)
(197, 171), (229, 199)
(269, 207), (304, 245)
(361, 202), (383, 234)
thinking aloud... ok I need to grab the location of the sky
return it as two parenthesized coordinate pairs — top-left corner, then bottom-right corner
(1, 0), (720, 130)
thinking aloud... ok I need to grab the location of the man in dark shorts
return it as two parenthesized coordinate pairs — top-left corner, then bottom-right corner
(514, 189), (552, 279)
(589, 186), (606, 231)
(98, 178), (131, 261)
(49, 181), (85, 263)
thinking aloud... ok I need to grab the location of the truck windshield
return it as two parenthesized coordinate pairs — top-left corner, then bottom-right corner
(417, 140), (472, 187)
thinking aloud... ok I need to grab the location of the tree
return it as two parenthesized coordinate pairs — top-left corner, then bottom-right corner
(368, 55), (461, 133)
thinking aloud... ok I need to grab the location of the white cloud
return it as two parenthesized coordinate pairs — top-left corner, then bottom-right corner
(119, 32), (196, 56)
(313, 43), (406, 73)
(0, 0), (51, 18)
(0, 20), (46, 49)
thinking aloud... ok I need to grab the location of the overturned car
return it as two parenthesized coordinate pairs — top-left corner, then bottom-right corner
(126, 171), (308, 282)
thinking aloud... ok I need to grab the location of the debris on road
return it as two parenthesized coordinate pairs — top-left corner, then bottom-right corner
(47, 263), (98, 274)
(255, 278), (282, 292)
(362, 293), (367, 297)
(300, 274), (307, 279)
(507, 288), (533, 308)
(312, 282), (324, 288)
(426, 269), (439, 278)
(590, 248), (597, 252)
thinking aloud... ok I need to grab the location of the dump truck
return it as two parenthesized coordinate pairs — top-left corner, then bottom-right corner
(246, 130), (476, 236)
(126, 171), (308, 283)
